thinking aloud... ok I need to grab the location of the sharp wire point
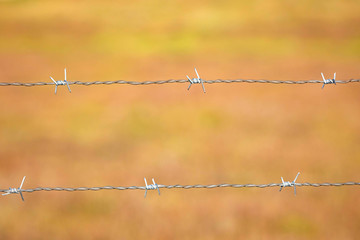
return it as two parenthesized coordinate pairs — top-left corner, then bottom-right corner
(187, 75), (193, 90)
(144, 178), (148, 198)
(20, 192), (24, 201)
(153, 178), (161, 196)
(201, 80), (206, 93)
(49, 76), (56, 84)
(187, 75), (193, 84)
(321, 72), (325, 81)
(195, 68), (200, 79)
(66, 81), (71, 93)
(20, 176), (26, 189)
(279, 177), (284, 192)
(294, 172), (300, 182)
(187, 83), (192, 90)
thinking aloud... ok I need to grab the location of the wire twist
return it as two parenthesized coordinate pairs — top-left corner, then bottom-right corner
(1, 182), (358, 194)
(0, 79), (359, 87)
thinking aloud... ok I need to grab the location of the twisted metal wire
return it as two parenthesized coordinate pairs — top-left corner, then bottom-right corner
(0, 79), (359, 87)
(0, 182), (358, 194)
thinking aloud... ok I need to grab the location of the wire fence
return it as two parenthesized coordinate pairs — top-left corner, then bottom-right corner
(1, 68), (358, 93)
(3, 182), (358, 192)
(1, 79), (360, 87)
(1, 176), (359, 201)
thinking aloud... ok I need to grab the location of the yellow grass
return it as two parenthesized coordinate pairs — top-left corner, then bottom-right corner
(0, 0), (359, 239)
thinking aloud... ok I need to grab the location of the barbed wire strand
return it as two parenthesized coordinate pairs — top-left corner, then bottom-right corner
(0, 79), (359, 87)
(1, 182), (359, 194)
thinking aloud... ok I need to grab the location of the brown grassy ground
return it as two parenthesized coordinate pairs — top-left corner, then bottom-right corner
(0, 0), (359, 239)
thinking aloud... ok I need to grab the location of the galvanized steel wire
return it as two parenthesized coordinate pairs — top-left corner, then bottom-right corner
(1, 182), (359, 194)
(0, 78), (359, 87)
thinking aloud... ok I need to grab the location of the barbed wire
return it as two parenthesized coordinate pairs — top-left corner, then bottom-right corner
(1, 68), (358, 94)
(1, 175), (359, 201)
(1, 79), (359, 87)
(1, 182), (357, 193)
(1, 68), (359, 93)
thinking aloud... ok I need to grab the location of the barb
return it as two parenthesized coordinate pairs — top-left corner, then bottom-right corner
(321, 72), (336, 89)
(1, 181), (358, 199)
(279, 172), (300, 195)
(187, 68), (206, 93)
(2, 176), (26, 201)
(144, 178), (160, 198)
(0, 79), (359, 87)
(49, 68), (71, 94)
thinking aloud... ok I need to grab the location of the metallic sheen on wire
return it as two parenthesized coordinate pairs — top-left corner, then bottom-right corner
(0, 182), (358, 194)
(0, 79), (359, 87)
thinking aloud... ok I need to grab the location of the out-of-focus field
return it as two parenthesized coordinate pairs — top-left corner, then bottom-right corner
(0, 0), (359, 239)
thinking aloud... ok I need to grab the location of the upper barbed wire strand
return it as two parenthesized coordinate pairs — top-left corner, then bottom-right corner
(0, 79), (359, 87)
(0, 182), (358, 193)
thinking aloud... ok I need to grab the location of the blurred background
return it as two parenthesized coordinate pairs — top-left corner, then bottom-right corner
(0, 0), (359, 239)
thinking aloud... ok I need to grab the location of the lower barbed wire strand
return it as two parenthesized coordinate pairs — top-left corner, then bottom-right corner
(0, 79), (359, 87)
(0, 182), (358, 193)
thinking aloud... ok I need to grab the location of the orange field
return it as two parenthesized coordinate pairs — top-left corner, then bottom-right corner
(0, 1), (359, 239)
